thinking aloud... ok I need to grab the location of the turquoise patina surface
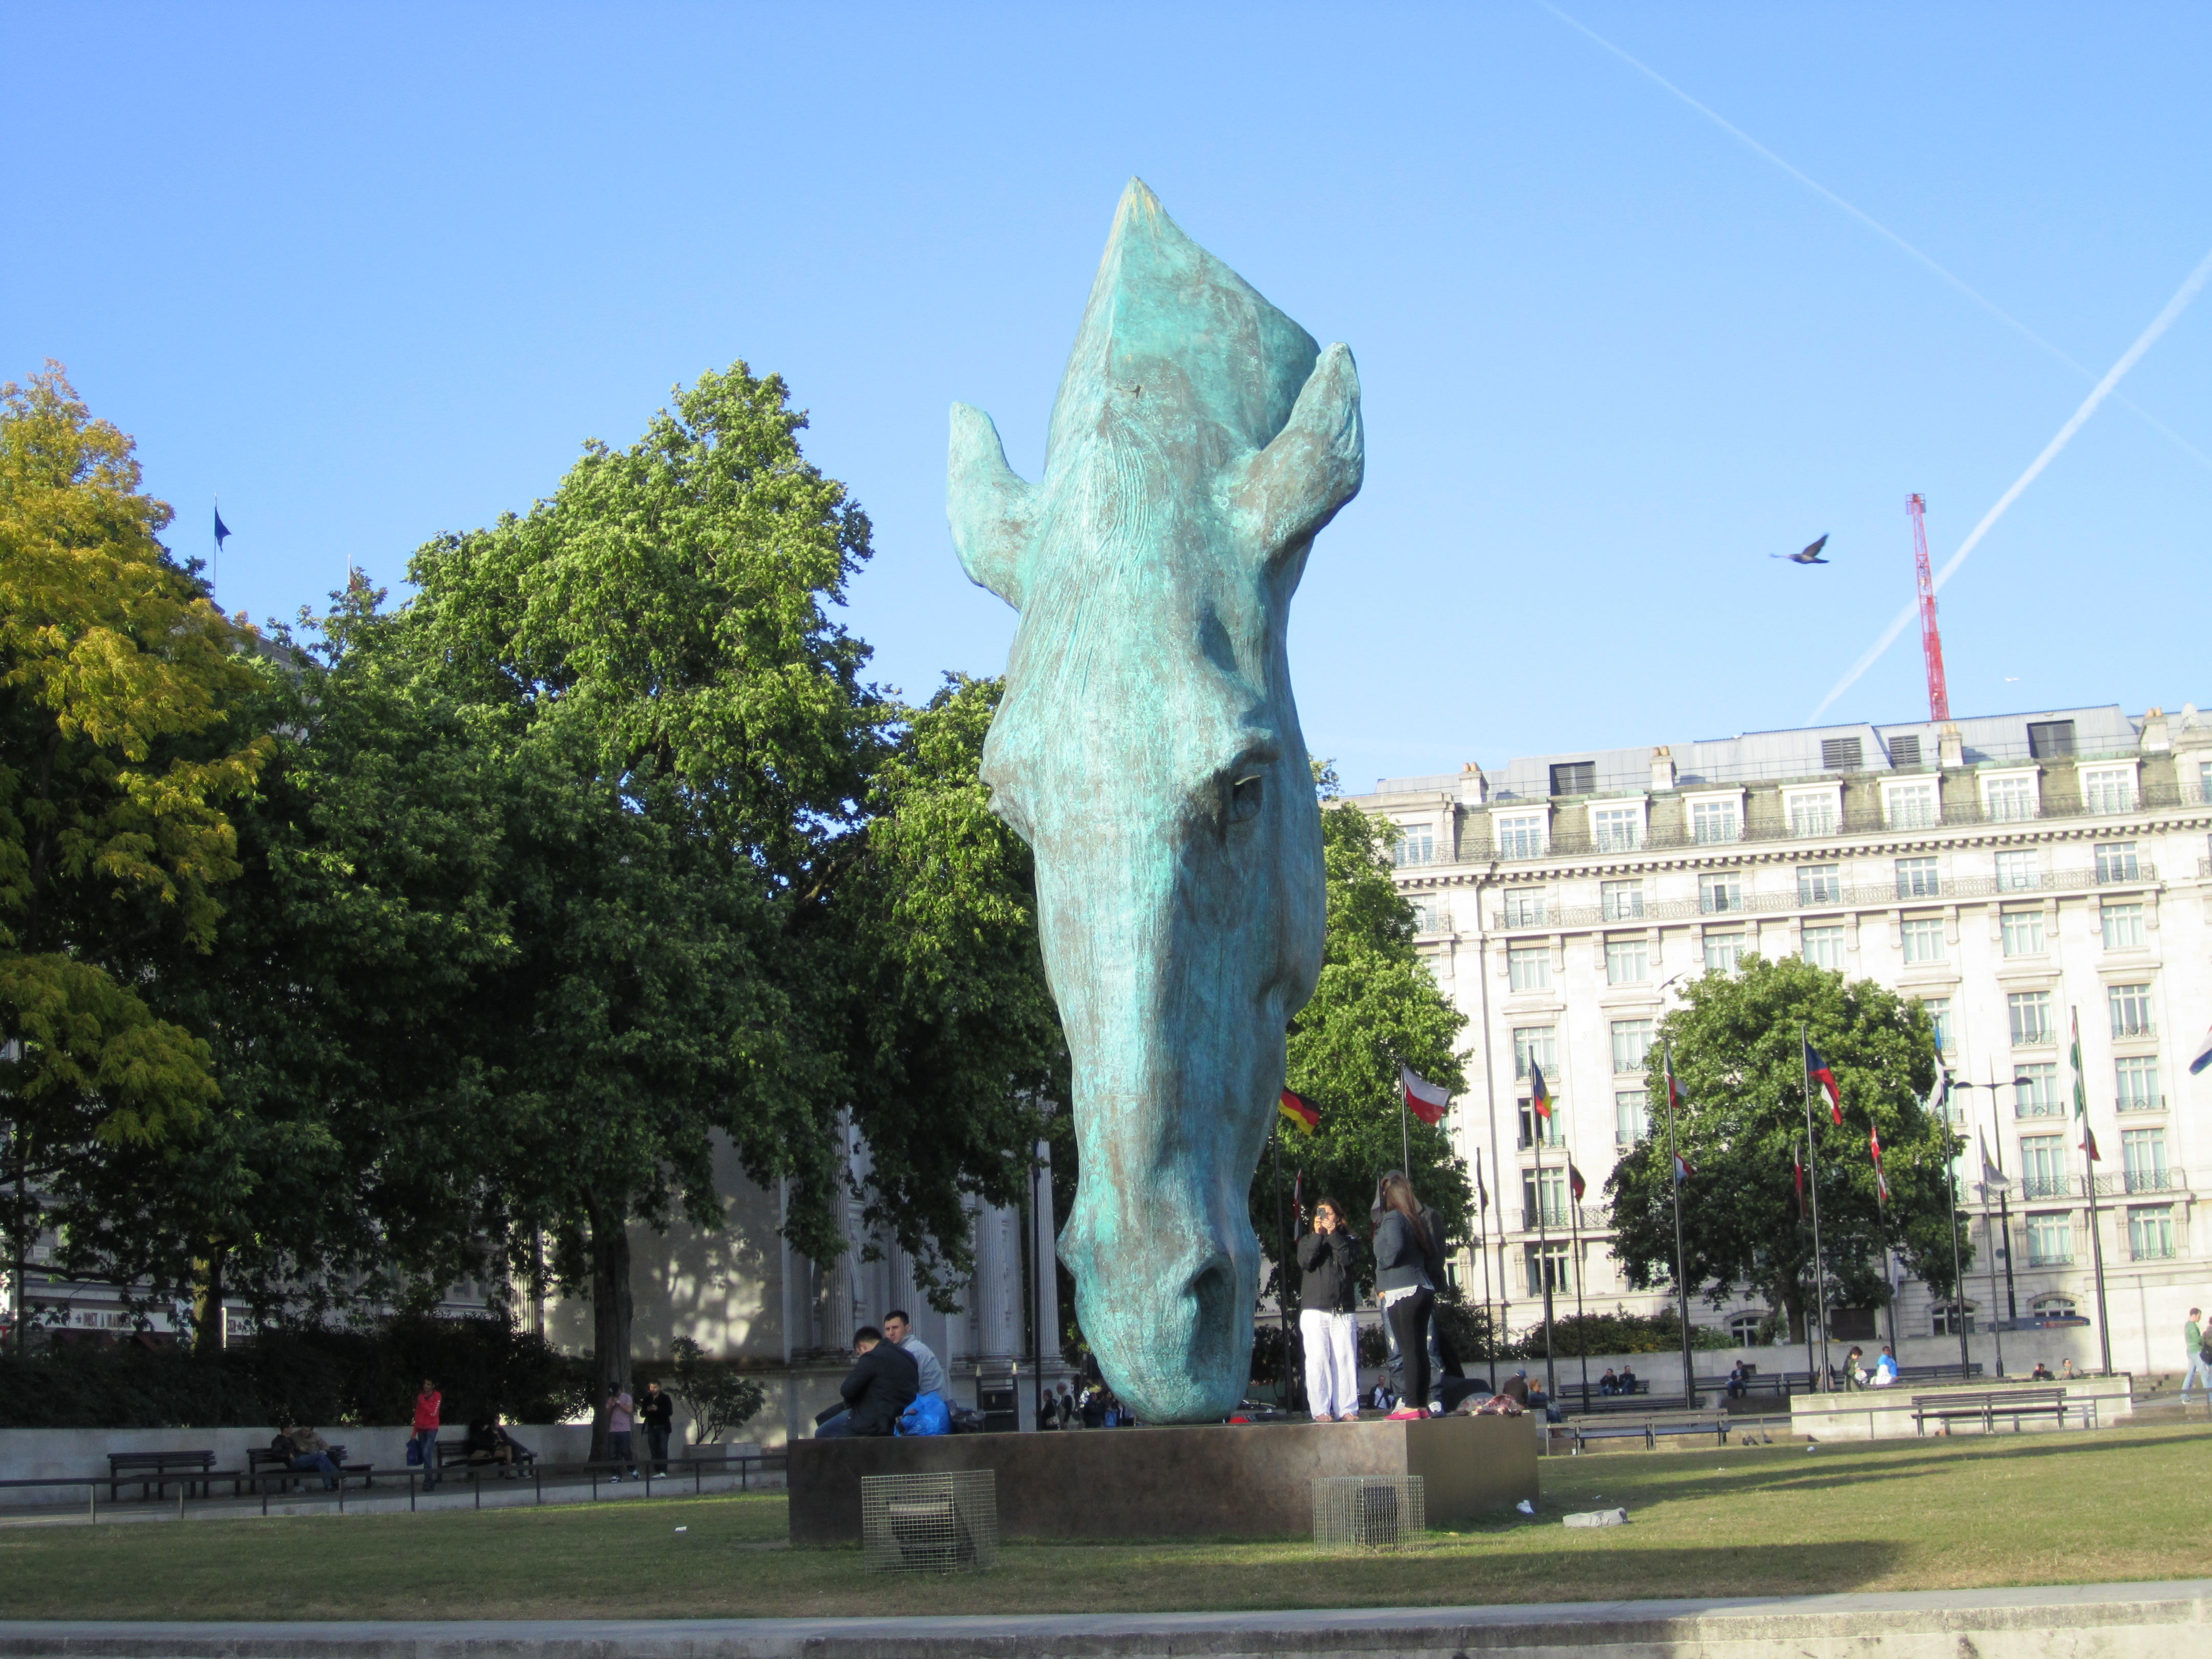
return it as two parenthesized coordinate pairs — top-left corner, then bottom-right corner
(948, 180), (1363, 1422)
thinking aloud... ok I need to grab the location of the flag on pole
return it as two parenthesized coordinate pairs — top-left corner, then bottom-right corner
(2068, 1006), (2098, 1160)
(1869, 1124), (1888, 1204)
(1277, 1088), (1318, 1135)
(1792, 1140), (1806, 1219)
(1567, 1156), (1587, 1203)
(1400, 1065), (1450, 1126)
(2190, 1023), (2212, 1076)
(1673, 1150), (1695, 1186)
(1922, 1067), (1950, 1119)
(1976, 1130), (2011, 1192)
(1526, 1061), (1554, 1121)
(1662, 1044), (1685, 1115)
(1475, 1150), (1489, 1216)
(1803, 1035), (1842, 1124)
(214, 504), (232, 548)
(2079, 1121), (2102, 1162)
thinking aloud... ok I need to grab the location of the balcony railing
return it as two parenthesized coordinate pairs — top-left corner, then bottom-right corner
(2111, 1019), (2156, 1040)
(1462, 778), (2199, 866)
(2122, 1167), (2184, 1194)
(2017, 1174), (2076, 1199)
(2025, 1249), (2075, 1268)
(2116, 1095), (2166, 1114)
(1490, 863), (2159, 932)
(1517, 1204), (1611, 1233)
(1989, 1168), (2190, 1200)
(2013, 1099), (2066, 1119)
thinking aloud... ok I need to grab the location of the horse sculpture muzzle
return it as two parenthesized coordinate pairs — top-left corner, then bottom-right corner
(947, 179), (1362, 1422)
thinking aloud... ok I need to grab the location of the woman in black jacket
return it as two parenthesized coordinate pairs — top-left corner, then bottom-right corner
(1294, 1198), (1360, 1421)
(1372, 1173), (1445, 1420)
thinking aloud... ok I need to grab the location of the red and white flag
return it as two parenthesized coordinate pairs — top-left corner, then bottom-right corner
(1400, 1065), (1450, 1126)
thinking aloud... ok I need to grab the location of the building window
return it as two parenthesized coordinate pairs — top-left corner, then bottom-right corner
(2027, 719), (2076, 759)
(2198, 759), (2212, 804)
(2030, 1294), (2078, 1320)
(1601, 879), (1645, 921)
(1889, 734), (1924, 768)
(2121, 1127), (2168, 1192)
(1691, 798), (1741, 844)
(2115, 1055), (2161, 1112)
(1922, 997), (1953, 1053)
(2128, 1205), (2177, 1261)
(1610, 1018), (1655, 1074)
(1983, 774), (2037, 822)
(2001, 907), (2046, 956)
(2094, 841), (2139, 883)
(1496, 814), (1547, 860)
(1802, 925), (1846, 969)
(1513, 1026), (1559, 1079)
(2101, 902), (2144, 949)
(1411, 901), (1448, 934)
(2079, 764), (2136, 814)
(1591, 803), (1643, 852)
(1704, 931), (1746, 974)
(1798, 864), (1841, 905)
(1516, 1099), (1564, 1148)
(2018, 1135), (2068, 1198)
(1785, 790), (1837, 837)
(1550, 760), (1597, 797)
(1508, 944), (1550, 991)
(2008, 990), (2054, 1047)
(1502, 889), (1547, 927)
(1394, 825), (1437, 866)
(1994, 849), (2039, 892)
(1524, 1242), (1573, 1296)
(1699, 871), (1743, 913)
(1614, 1089), (1649, 1146)
(1895, 857), (1940, 899)
(1603, 936), (1649, 986)
(2108, 983), (2154, 1039)
(1822, 736), (1864, 771)
(1900, 917), (1946, 964)
(1729, 1311), (1766, 1345)
(2025, 1212), (2074, 1268)
(1931, 1302), (1976, 1337)
(1885, 781), (1940, 829)
(2013, 1062), (2059, 1117)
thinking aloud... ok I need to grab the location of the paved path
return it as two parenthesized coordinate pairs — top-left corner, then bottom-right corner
(1, 1581), (2206, 1658)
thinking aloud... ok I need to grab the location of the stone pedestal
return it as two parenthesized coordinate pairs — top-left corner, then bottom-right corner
(786, 1413), (1537, 1545)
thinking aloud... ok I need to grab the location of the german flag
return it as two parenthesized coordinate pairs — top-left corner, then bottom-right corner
(1278, 1088), (1319, 1135)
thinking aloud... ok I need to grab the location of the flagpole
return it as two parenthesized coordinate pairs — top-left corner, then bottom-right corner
(2071, 1008), (2114, 1375)
(1531, 1087), (1555, 1401)
(1271, 1121), (1292, 1409)
(1476, 1149), (1496, 1390)
(1568, 1151), (1588, 1412)
(1797, 1134), (1817, 1392)
(1663, 1042), (1694, 1410)
(1936, 1068), (1970, 1376)
(1801, 1023), (1833, 1389)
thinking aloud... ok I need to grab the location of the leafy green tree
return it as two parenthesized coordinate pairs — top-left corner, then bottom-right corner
(1254, 778), (1471, 1313)
(1, 366), (272, 1344)
(1606, 953), (1966, 1342)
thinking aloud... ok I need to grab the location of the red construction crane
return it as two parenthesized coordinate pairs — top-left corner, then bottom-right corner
(1909, 493), (1949, 722)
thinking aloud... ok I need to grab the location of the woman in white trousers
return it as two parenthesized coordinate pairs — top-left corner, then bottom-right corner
(1296, 1199), (1363, 1421)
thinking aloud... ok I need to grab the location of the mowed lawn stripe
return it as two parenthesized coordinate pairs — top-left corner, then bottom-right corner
(1, 1426), (2205, 1620)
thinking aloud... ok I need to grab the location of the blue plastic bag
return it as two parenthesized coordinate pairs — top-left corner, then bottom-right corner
(896, 1392), (950, 1437)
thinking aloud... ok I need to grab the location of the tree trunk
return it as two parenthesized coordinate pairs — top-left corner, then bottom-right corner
(587, 1200), (632, 1462)
(190, 1243), (228, 1353)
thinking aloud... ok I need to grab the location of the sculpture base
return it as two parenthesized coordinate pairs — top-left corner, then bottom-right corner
(786, 1413), (1537, 1545)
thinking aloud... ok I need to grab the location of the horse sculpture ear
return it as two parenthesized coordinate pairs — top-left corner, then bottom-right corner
(1224, 342), (1364, 565)
(948, 402), (1036, 610)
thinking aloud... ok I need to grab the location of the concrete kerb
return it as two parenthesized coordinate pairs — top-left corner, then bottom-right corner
(0, 1582), (2205, 1659)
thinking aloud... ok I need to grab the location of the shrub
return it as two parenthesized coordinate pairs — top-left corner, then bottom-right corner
(663, 1336), (767, 1443)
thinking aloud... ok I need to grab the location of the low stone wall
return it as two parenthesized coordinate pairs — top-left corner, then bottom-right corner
(1788, 1374), (2133, 1441)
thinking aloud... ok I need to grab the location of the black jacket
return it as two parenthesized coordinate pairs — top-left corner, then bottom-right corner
(641, 1390), (674, 1431)
(1372, 1205), (1445, 1294)
(1295, 1227), (1359, 1314)
(838, 1342), (919, 1436)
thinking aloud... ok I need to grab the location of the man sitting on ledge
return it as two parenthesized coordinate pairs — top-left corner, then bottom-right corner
(815, 1326), (918, 1438)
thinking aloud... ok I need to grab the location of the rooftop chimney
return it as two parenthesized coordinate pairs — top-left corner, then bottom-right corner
(1650, 746), (1676, 792)
(2141, 708), (2170, 753)
(1457, 762), (1487, 806)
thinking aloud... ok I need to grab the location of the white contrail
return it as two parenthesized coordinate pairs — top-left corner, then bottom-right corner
(1806, 243), (2212, 724)
(1534, 1), (2212, 470)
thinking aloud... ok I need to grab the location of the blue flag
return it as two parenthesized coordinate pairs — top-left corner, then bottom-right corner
(214, 506), (232, 547)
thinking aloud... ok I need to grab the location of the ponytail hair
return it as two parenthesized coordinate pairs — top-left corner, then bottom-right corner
(1376, 1172), (1431, 1251)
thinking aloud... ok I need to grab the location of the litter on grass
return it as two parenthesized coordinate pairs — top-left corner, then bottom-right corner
(1564, 1508), (1629, 1528)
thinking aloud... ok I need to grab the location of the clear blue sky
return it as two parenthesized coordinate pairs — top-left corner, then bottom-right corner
(7, 3), (2207, 790)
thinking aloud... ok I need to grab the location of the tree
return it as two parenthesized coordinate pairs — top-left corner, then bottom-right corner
(1605, 953), (1967, 1343)
(1254, 777), (1471, 1314)
(0, 365), (272, 1344)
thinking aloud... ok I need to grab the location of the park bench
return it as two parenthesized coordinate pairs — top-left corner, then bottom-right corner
(243, 1443), (374, 1492)
(1560, 1414), (1732, 1454)
(1911, 1387), (2082, 1436)
(435, 1435), (536, 1472)
(107, 1449), (215, 1501)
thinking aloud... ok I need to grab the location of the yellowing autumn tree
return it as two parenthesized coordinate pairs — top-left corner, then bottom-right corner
(1, 365), (272, 1308)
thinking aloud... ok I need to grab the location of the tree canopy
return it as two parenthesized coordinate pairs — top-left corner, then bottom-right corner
(1605, 953), (1967, 1340)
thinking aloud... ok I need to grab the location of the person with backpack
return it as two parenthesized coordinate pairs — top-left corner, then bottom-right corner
(2183, 1307), (2211, 1403)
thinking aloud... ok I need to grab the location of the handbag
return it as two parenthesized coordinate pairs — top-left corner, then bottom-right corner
(405, 1438), (422, 1467)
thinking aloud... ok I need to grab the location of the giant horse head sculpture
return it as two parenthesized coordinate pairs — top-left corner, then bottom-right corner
(947, 180), (1362, 1421)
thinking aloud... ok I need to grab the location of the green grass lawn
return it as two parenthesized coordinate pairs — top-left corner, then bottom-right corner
(2, 1425), (2206, 1620)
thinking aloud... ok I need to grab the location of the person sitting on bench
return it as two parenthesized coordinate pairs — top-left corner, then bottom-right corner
(282, 1425), (340, 1491)
(1599, 1367), (1620, 1396)
(1726, 1360), (1749, 1399)
(1868, 1345), (1900, 1387)
(1615, 1364), (1637, 1394)
(466, 1414), (529, 1474)
(815, 1326), (917, 1438)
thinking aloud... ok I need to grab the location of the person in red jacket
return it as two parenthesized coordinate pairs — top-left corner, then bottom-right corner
(412, 1379), (442, 1491)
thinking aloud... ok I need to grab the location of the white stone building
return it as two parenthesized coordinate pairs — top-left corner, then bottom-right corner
(1347, 702), (2212, 1375)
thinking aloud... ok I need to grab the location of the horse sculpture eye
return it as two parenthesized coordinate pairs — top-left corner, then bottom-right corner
(1229, 774), (1264, 825)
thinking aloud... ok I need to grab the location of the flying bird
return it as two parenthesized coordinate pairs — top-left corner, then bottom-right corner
(1772, 534), (1830, 564)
